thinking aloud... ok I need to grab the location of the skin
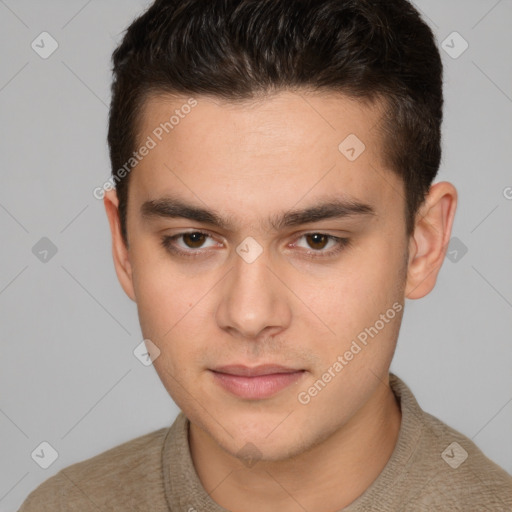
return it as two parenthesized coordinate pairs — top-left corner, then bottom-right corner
(104, 90), (457, 511)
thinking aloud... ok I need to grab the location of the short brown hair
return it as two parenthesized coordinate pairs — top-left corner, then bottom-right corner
(107, 0), (443, 244)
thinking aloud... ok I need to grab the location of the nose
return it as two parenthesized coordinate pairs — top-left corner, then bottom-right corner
(215, 245), (292, 341)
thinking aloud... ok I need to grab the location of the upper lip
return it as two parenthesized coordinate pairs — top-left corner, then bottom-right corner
(211, 365), (303, 377)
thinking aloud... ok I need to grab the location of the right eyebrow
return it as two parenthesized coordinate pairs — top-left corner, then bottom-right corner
(141, 197), (232, 229)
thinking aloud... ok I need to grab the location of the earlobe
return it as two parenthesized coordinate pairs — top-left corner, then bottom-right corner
(405, 181), (457, 299)
(103, 190), (136, 302)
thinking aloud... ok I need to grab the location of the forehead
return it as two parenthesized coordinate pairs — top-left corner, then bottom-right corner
(137, 89), (386, 157)
(129, 89), (401, 227)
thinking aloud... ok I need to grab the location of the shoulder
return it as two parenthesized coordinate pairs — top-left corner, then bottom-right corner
(384, 374), (512, 511)
(407, 409), (512, 510)
(18, 427), (170, 512)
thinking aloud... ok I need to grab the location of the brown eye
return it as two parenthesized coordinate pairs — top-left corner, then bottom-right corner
(182, 232), (207, 248)
(161, 231), (220, 257)
(305, 234), (329, 250)
(292, 233), (350, 258)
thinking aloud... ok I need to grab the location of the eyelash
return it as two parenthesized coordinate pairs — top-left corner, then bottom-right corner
(160, 231), (351, 259)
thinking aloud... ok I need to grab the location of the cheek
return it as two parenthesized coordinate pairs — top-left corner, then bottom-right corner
(130, 255), (200, 363)
(293, 237), (406, 372)
(306, 240), (404, 328)
(133, 267), (210, 403)
(131, 242), (197, 328)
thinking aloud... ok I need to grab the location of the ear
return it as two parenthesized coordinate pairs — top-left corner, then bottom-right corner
(405, 181), (458, 299)
(104, 189), (136, 302)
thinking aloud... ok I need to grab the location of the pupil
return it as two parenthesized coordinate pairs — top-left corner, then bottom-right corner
(308, 234), (327, 250)
(184, 233), (205, 248)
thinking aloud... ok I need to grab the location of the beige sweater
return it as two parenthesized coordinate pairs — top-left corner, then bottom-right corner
(18, 374), (512, 511)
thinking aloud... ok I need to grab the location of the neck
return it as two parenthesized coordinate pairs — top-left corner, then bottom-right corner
(189, 375), (401, 512)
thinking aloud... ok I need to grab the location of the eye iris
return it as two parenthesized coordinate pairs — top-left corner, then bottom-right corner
(306, 234), (328, 250)
(183, 233), (206, 248)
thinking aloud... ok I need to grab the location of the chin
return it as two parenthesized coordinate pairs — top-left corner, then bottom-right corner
(218, 412), (325, 464)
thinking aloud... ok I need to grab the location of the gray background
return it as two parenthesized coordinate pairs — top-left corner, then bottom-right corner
(1, 1), (511, 510)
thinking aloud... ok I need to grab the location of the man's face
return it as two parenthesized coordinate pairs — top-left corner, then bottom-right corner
(120, 91), (409, 460)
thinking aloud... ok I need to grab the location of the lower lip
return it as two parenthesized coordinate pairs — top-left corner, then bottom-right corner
(211, 370), (306, 400)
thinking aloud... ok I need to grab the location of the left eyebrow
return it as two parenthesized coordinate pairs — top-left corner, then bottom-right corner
(271, 199), (375, 230)
(140, 195), (376, 232)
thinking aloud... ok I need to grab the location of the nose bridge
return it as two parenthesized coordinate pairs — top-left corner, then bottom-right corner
(216, 242), (291, 339)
